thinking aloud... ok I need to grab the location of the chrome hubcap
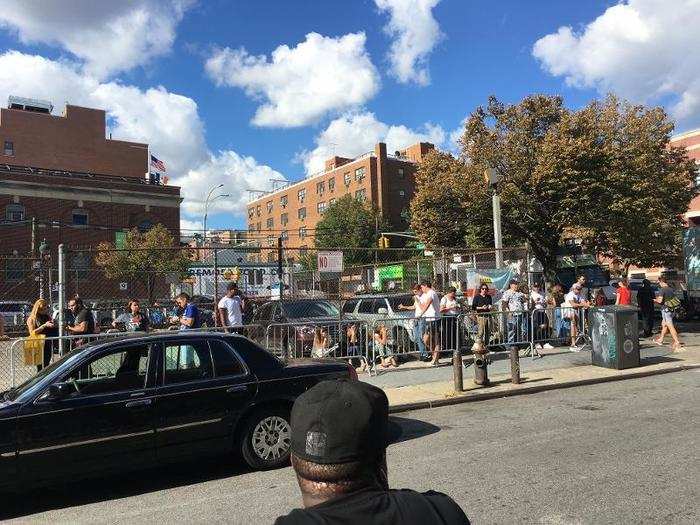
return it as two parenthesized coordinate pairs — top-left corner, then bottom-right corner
(252, 416), (291, 461)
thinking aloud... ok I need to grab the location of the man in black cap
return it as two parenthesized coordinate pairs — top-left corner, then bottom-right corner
(275, 379), (469, 524)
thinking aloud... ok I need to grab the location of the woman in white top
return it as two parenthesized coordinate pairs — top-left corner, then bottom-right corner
(530, 283), (553, 350)
(440, 287), (459, 353)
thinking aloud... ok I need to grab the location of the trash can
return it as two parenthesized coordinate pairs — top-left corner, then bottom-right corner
(589, 306), (640, 369)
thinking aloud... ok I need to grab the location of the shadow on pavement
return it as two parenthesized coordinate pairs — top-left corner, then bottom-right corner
(2, 415), (440, 521)
(642, 355), (684, 365)
(0, 457), (252, 521)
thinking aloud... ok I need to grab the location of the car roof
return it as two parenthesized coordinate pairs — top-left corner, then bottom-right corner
(82, 331), (243, 351)
(350, 293), (413, 299)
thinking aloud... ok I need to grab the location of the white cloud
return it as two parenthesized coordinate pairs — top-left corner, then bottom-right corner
(533, 0), (700, 123)
(297, 111), (446, 175)
(205, 32), (380, 127)
(375, 0), (443, 86)
(180, 218), (203, 232)
(0, 51), (281, 226)
(0, 0), (192, 79)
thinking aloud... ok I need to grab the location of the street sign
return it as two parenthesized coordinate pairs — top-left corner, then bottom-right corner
(317, 251), (343, 272)
(119, 282), (128, 291)
(115, 231), (127, 250)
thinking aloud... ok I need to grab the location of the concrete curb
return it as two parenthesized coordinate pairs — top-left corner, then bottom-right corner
(388, 363), (700, 414)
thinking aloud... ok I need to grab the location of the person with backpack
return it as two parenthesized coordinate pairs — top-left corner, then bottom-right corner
(654, 276), (683, 351)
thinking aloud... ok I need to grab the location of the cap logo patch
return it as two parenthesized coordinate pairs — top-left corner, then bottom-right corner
(305, 431), (327, 457)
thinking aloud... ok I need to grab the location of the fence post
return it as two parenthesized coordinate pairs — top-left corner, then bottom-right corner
(57, 243), (66, 356)
(213, 247), (219, 326)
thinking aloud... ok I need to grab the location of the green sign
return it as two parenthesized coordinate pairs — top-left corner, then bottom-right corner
(115, 231), (127, 250)
(378, 264), (403, 280)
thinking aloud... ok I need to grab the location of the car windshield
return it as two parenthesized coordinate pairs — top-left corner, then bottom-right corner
(3, 350), (82, 402)
(281, 301), (340, 319)
(388, 295), (414, 310)
(0, 303), (28, 312)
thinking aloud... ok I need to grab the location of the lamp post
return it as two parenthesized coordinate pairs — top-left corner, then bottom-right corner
(485, 168), (503, 268)
(202, 184), (230, 243)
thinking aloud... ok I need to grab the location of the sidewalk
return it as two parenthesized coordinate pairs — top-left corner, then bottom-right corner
(363, 334), (700, 413)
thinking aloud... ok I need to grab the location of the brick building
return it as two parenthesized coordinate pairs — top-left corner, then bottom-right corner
(670, 128), (700, 225)
(247, 141), (434, 258)
(0, 97), (181, 301)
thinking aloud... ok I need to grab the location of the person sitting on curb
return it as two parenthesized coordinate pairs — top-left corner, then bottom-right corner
(275, 379), (470, 525)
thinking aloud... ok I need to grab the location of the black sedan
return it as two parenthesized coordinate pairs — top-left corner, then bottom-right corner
(0, 332), (355, 491)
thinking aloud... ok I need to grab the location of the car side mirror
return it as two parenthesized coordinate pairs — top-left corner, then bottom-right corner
(46, 383), (71, 402)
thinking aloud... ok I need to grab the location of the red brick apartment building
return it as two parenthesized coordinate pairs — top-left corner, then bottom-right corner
(247, 141), (434, 259)
(0, 96), (181, 301)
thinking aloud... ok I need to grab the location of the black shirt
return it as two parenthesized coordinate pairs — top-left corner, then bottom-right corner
(471, 294), (492, 312)
(275, 488), (469, 525)
(637, 287), (655, 310)
(73, 307), (95, 334)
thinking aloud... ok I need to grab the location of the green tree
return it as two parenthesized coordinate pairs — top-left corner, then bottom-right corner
(95, 224), (190, 303)
(440, 94), (696, 281)
(314, 194), (389, 266)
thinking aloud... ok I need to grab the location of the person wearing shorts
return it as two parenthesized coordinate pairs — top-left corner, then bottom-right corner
(417, 281), (441, 366)
(654, 276), (683, 351)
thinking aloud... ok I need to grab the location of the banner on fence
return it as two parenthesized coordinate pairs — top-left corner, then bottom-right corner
(463, 267), (517, 299)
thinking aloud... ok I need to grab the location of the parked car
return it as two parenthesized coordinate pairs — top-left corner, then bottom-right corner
(0, 301), (32, 334)
(251, 299), (342, 357)
(342, 294), (419, 352)
(0, 331), (355, 491)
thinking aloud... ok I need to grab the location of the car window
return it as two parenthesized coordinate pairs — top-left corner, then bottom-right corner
(281, 301), (340, 318)
(164, 341), (213, 384)
(255, 302), (272, 320)
(357, 299), (375, 314)
(63, 344), (151, 396)
(209, 339), (246, 377)
(371, 299), (389, 314)
(388, 295), (413, 311)
(341, 299), (358, 314)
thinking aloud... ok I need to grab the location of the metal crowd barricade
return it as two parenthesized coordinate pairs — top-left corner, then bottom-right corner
(264, 320), (373, 374)
(462, 309), (531, 352)
(529, 306), (591, 357)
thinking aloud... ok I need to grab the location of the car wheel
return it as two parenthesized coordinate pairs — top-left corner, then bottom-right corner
(239, 407), (292, 470)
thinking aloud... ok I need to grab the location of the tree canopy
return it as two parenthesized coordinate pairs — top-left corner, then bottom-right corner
(410, 94), (696, 280)
(95, 224), (190, 302)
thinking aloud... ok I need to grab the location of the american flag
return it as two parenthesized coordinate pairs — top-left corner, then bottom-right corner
(150, 154), (166, 172)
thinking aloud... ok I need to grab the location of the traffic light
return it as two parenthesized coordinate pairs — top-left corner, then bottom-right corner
(378, 236), (390, 249)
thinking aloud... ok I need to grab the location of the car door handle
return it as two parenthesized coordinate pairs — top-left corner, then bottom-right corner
(226, 386), (247, 395)
(125, 399), (152, 408)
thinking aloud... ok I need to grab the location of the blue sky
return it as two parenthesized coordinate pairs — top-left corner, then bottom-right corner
(0, 0), (696, 232)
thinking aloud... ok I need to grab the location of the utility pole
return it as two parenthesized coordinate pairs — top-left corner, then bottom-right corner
(277, 236), (284, 299)
(485, 168), (503, 268)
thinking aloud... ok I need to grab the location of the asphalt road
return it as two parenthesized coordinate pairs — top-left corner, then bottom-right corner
(2, 369), (698, 524)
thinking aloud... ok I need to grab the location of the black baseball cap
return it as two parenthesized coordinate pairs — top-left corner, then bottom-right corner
(290, 379), (389, 465)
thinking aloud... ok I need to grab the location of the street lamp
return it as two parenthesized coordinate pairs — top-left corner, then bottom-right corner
(485, 168), (503, 268)
(202, 183), (230, 243)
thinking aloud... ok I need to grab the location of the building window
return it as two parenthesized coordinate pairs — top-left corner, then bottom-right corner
(316, 181), (325, 195)
(355, 167), (365, 181)
(355, 189), (366, 202)
(344, 172), (351, 186)
(300, 245), (308, 256)
(256, 205), (261, 217)
(328, 178), (335, 192)
(5, 259), (26, 281)
(280, 195), (288, 208)
(70, 253), (90, 280)
(329, 198), (336, 206)
(3, 141), (13, 156)
(72, 209), (89, 227)
(266, 218), (274, 229)
(281, 230), (289, 240)
(267, 236), (275, 247)
(137, 219), (153, 232)
(281, 213), (288, 226)
(248, 208), (255, 219)
(5, 203), (24, 222)
(298, 207), (306, 220)
(267, 201), (273, 213)
(398, 168), (404, 179)
(256, 222), (261, 231)
(317, 201), (327, 214)
(299, 227), (307, 239)
(298, 189), (306, 203)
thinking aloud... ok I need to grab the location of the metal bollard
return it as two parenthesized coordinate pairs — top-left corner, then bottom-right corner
(453, 348), (463, 392)
(509, 346), (521, 384)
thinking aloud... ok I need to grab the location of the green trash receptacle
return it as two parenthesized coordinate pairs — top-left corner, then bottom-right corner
(589, 306), (640, 370)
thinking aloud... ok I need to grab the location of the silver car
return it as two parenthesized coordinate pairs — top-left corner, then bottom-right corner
(342, 294), (418, 352)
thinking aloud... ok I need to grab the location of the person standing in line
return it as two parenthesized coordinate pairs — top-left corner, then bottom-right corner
(171, 293), (201, 330)
(593, 288), (608, 307)
(501, 279), (527, 347)
(564, 283), (589, 351)
(417, 281), (441, 366)
(654, 276), (683, 351)
(548, 283), (566, 342)
(275, 380), (470, 525)
(26, 299), (57, 371)
(471, 283), (493, 347)
(218, 282), (245, 333)
(530, 283), (553, 350)
(112, 299), (150, 332)
(615, 278), (632, 306)
(398, 284), (429, 361)
(576, 274), (590, 302)
(440, 287), (459, 352)
(637, 279), (655, 338)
